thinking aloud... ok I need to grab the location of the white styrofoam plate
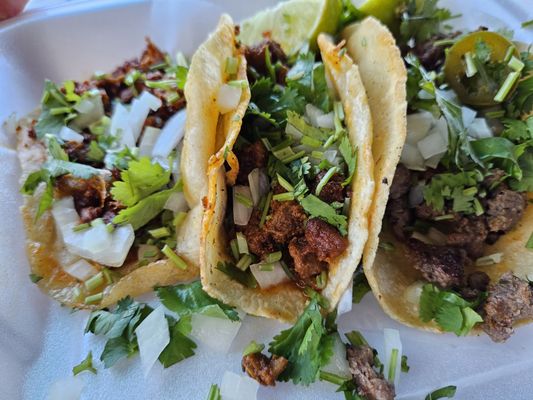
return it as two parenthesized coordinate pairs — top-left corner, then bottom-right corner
(0, 0), (531, 399)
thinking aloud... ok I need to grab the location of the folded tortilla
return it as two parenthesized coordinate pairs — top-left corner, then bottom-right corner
(343, 17), (533, 333)
(197, 15), (374, 322)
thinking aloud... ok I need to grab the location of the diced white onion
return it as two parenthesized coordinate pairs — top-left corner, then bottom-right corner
(406, 111), (433, 145)
(305, 103), (324, 127)
(63, 259), (98, 281)
(383, 328), (403, 387)
(110, 103), (136, 148)
(47, 376), (84, 400)
(217, 84), (242, 114)
(336, 284), (353, 316)
(400, 143), (426, 171)
(233, 186), (253, 226)
(164, 191), (188, 213)
(71, 92), (104, 129)
(322, 334), (351, 378)
(248, 168), (269, 206)
(135, 305), (170, 377)
(424, 153), (444, 169)
(129, 91), (162, 142)
(250, 261), (289, 289)
(461, 106), (477, 128)
(475, 252), (503, 266)
(52, 197), (135, 267)
(404, 281), (424, 309)
(285, 123), (303, 140)
(190, 314), (242, 353)
(59, 126), (84, 143)
(139, 126), (161, 157)
(467, 118), (493, 139)
(152, 109), (186, 159)
(220, 371), (259, 400)
(431, 116), (449, 143)
(408, 183), (425, 208)
(417, 89), (435, 100)
(324, 149), (338, 164)
(316, 112), (335, 129)
(417, 131), (447, 160)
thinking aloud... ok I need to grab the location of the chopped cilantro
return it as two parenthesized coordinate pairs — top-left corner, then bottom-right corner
(159, 315), (197, 368)
(72, 351), (97, 376)
(510, 146), (533, 192)
(206, 384), (221, 400)
(425, 385), (457, 400)
(86, 141), (106, 162)
(522, 19), (533, 28)
(46, 135), (69, 161)
(286, 111), (330, 141)
(216, 261), (258, 288)
(300, 195), (347, 235)
(352, 269), (371, 304)
(155, 280), (240, 321)
(338, 134), (357, 185)
(500, 117), (533, 143)
(35, 80), (76, 138)
(29, 273), (43, 283)
(401, 355), (410, 373)
(243, 340), (265, 356)
(419, 284), (483, 336)
(526, 231), (533, 250)
(269, 297), (335, 385)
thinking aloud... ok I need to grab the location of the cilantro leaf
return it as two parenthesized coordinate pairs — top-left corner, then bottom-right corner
(43, 159), (103, 180)
(72, 351), (97, 376)
(339, 134), (357, 185)
(300, 195), (348, 235)
(500, 117), (533, 143)
(286, 111), (330, 141)
(401, 355), (410, 373)
(35, 80), (76, 138)
(206, 384), (221, 400)
(269, 297), (335, 385)
(100, 336), (138, 368)
(419, 284), (483, 336)
(155, 281), (240, 321)
(510, 146), (533, 192)
(352, 269), (371, 304)
(158, 315), (197, 368)
(113, 184), (178, 230)
(36, 179), (54, 220)
(422, 171), (483, 213)
(46, 135), (69, 161)
(425, 385), (457, 400)
(111, 157), (171, 207)
(474, 39), (491, 63)
(87, 141), (106, 162)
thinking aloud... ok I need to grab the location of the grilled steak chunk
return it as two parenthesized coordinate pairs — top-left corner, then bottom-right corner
(235, 141), (269, 185)
(288, 236), (327, 283)
(305, 218), (348, 262)
(242, 353), (288, 386)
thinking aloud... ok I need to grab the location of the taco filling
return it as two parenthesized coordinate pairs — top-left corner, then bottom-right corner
(216, 39), (358, 293)
(19, 40), (198, 307)
(381, 21), (533, 341)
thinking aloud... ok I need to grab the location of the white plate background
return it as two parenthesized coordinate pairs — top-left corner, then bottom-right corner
(0, 0), (531, 399)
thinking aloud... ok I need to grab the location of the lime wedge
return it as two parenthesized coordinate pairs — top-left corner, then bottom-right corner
(239, 0), (342, 55)
(358, 0), (403, 27)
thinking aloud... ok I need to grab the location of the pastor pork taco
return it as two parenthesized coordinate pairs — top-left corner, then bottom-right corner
(18, 40), (200, 308)
(345, 15), (533, 341)
(196, 15), (374, 322)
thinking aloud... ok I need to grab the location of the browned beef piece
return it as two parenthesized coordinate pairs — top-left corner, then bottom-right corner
(390, 164), (412, 200)
(63, 132), (104, 168)
(139, 38), (166, 70)
(414, 202), (447, 220)
(460, 271), (490, 300)
(235, 141), (269, 185)
(387, 197), (413, 239)
(407, 239), (467, 289)
(56, 175), (107, 223)
(264, 200), (306, 244)
(305, 218), (348, 262)
(411, 32), (460, 71)
(288, 236), (327, 282)
(446, 217), (488, 259)
(485, 187), (527, 234)
(310, 171), (345, 203)
(241, 353), (288, 386)
(245, 39), (287, 79)
(346, 345), (395, 400)
(482, 273), (533, 342)
(243, 209), (278, 258)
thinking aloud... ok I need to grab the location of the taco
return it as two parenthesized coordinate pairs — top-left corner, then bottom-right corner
(196, 15), (374, 322)
(18, 40), (200, 309)
(344, 19), (533, 341)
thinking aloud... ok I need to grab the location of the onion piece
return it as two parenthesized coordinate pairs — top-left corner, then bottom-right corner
(250, 261), (289, 289)
(47, 376), (84, 400)
(152, 109), (186, 159)
(305, 103), (324, 127)
(424, 153), (444, 169)
(324, 149), (338, 164)
(321, 334), (351, 378)
(316, 112), (335, 129)
(63, 259), (99, 282)
(71, 91), (104, 129)
(217, 84), (242, 114)
(336, 284), (353, 316)
(220, 371), (259, 400)
(285, 123), (303, 140)
(135, 305), (170, 377)
(400, 143), (426, 171)
(406, 111), (433, 145)
(475, 252), (503, 266)
(404, 281), (424, 309)
(233, 186), (253, 226)
(110, 103), (135, 148)
(467, 118), (492, 139)
(383, 328), (403, 387)
(139, 126), (161, 156)
(164, 191), (188, 213)
(59, 126), (84, 143)
(190, 314), (242, 353)
(417, 131), (447, 160)
(248, 168), (269, 206)
(129, 91), (162, 141)
(53, 197), (135, 267)
(461, 106), (477, 128)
